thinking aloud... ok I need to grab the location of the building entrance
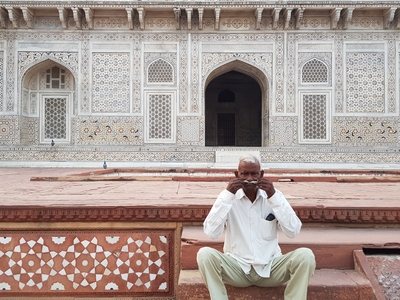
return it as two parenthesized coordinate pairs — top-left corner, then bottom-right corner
(205, 71), (262, 146)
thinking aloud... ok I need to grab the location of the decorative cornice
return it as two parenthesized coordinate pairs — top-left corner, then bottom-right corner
(0, 1), (399, 8)
(57, 6), (68, 29)
(71, 6), (82, 29)
(0, 205), (399, 225)
(0, 3), (399, 31)
(20, 6), (33, 28)
(5, 6), (21, 29)
(384, 7), (397, 29)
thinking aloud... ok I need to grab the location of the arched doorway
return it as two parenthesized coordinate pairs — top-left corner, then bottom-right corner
(205, 70), (262, 146)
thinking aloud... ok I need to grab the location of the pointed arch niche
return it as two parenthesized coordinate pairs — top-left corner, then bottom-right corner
(204, 60), (269, 147)
(21, 60), (76, 145)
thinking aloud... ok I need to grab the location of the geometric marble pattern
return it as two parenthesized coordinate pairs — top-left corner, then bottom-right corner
(220, 18), (255, 30)
(301, 59), (328, 84)
(349, 17), (383, 30)
(0, 231), (173, 296)
(302, 94), (327, 140)
(298, 52), (332, 87)
(177, 117), (203, 145)
(0, 116), (19, 145)
(92, 52), (130, 113)
(34, 17), (63, 30)
(94, 18), (130, 30)
(0, 148), (215, 163)
(148, 94), (173, 141)
(270, 117), (297, 146)
(0, 118), (16, 142)
(346, 52), (385, 113)
(144, 52), (177, 89)
(147, 59), (174, 84)
(44, 97), (67, 140)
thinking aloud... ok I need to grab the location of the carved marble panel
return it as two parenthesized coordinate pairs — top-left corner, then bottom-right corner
(74, 116), (143, 146)
(177, 116), (204, 146)
(94, 18), (130, 30)
(220, 18), (255, 30)
(18, 51), (79, 78)
(346, 52), (385, 113)
(0, 116), (18, 144)
(333, 117), (398, 146)
(91, 52), (130, 113)
(33, 16), (63, 30)
(269, 117), (297, 146)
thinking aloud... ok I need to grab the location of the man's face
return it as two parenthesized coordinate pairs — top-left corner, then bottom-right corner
(235, 161), (264, 191)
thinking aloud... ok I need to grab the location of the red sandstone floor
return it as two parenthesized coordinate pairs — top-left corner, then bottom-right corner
(0, 167), (400, 209)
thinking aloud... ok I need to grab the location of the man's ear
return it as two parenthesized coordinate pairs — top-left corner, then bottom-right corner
(260, 170), (264, 178)
(234, 170), (239, 178)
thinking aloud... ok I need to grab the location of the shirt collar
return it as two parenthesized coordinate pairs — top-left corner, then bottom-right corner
(237, 188), (266, 202)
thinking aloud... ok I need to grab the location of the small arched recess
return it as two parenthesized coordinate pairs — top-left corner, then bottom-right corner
(20, 60), (76, 145)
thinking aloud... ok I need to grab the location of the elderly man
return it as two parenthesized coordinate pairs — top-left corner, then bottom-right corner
(197, 154), (316, 300)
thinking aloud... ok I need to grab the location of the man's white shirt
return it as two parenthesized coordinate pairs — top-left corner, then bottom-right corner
(203, 188), (302, 277)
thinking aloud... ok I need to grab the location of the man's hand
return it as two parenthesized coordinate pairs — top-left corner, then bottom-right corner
(226, 178), (244, 195)
(257, 178), (276, 198)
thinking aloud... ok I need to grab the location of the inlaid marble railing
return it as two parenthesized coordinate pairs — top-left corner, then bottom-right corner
(0, 220), (181, 299)
(0, 204), (399, 298)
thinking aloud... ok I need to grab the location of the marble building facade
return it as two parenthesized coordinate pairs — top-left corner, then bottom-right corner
(0, 0), (400, 168)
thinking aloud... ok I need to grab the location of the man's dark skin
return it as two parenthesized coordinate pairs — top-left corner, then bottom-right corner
(226, 160), (276, 202)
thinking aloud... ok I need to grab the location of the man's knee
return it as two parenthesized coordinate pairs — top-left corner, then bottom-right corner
(293, 247), (316, 269)
(197, 247), (218, 265)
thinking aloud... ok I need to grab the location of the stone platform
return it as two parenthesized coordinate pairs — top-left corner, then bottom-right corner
(178, 268), (375, 300)
(181, 227), (400, 270)
(0, 167), (399, 299)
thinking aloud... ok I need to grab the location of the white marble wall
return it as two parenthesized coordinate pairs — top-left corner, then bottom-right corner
(0, 3), (399, 166)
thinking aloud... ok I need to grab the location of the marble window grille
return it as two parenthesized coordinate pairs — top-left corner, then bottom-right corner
(301, 58), (328, 84)
(40, 96), (70, 144)
(299, 56), (331, 144)
(147, 59), (174, 84)
(145, 92), (175, 143)
(44, 97), (67, 140)
(300, 92), (331, 144)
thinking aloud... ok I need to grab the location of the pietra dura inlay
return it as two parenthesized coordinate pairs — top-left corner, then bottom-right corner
(0, 230), (174, 296)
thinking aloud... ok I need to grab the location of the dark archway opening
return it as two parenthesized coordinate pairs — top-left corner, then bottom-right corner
(205, 71), (262, 146)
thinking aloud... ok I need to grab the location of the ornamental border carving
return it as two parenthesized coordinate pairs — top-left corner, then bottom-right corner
(0, 206), (398, 225)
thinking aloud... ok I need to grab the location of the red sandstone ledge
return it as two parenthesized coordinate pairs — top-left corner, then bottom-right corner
(0, 204), (399, 224)
(30, 168), (400, 183)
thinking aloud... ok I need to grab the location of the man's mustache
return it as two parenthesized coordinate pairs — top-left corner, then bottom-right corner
(243, 180), (258, 184)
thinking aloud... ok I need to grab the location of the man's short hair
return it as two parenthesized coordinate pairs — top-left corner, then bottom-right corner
(238, 154), (262, 169)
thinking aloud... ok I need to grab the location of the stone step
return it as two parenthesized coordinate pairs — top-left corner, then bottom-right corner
(181, 226), (400, 270)
(177, 268), (375, 300)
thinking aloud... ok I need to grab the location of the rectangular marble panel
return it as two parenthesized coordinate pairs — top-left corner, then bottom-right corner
(0, 230), (174, 296)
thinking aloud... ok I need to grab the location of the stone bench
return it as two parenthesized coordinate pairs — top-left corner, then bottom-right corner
(179, 226), (397, 299)
(178, 268), (375, 300)
(181, 226), (400, 270)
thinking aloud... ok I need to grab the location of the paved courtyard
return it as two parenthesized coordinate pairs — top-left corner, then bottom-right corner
(1, 167), (399, 210)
